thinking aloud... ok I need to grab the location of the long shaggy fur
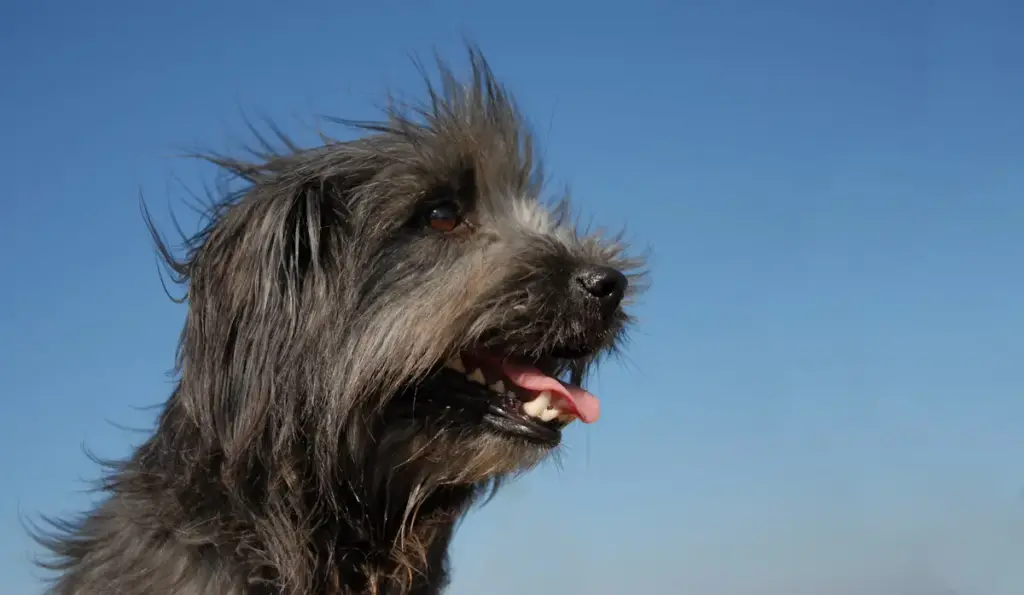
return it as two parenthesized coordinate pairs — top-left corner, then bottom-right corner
(31, 47), (645, 595)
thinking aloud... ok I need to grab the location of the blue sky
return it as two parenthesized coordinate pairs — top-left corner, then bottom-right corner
(2, 0), (1023, 593)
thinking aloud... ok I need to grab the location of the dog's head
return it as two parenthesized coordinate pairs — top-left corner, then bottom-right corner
(159, 49), (644, 494)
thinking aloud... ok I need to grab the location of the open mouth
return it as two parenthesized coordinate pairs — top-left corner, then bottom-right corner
(439, 352), (600, 445)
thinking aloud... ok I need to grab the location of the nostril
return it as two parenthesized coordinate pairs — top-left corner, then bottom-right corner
(574, 266), (627, 307)
(583, 275), (618, 299)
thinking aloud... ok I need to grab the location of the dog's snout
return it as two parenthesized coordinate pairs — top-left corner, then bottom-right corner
(574, 266), (627, 310)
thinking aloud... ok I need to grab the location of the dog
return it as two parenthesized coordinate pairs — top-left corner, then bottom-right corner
(32, 47), (645, 595)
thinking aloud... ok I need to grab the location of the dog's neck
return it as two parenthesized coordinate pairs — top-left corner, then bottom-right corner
(323, 498), (468, 595)
(121, 398), (482, 595)
(320, 480), (479, 595)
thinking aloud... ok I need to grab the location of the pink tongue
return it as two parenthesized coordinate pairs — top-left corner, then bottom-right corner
(499, 362), (601, 423)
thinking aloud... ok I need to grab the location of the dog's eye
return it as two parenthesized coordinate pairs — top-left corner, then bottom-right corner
(425, 202), (463, 232)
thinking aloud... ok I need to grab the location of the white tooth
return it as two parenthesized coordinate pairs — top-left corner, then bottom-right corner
(556, 413), (575, 424)
(522, 399), (546, 418)
(467, 369), (486, 384)
(447, 356), (466, 373)
(539, 407), (560, 422)
(522, 391), (552, 418)
(489, 380), (506, 394)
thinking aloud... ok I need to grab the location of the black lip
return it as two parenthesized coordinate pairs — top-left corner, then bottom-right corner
(483, 405), (561, 446)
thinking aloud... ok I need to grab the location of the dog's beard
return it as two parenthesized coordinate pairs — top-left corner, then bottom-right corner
(376, 302), (628, 483)
(373, 362), (597, 490)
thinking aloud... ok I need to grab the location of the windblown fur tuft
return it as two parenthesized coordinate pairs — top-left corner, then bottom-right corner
(31, 46), (646, 595)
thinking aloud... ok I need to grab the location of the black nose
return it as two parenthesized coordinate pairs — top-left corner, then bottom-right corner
(574, 265), (627, 310)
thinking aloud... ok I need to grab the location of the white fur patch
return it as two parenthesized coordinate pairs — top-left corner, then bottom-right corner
(511, 197), (552, 234)
(510, 197), (576, 246)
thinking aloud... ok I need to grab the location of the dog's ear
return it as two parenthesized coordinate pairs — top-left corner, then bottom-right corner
(143, 150), (373, 476)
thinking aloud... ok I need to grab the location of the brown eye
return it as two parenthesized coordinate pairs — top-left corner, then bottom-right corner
(426, 202), (463, 232)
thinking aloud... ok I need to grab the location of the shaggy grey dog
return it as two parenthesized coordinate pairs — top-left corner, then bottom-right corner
(32, 48), (644, 595)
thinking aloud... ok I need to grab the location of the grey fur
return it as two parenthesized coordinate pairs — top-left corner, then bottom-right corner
(30, 47), (646, 595)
